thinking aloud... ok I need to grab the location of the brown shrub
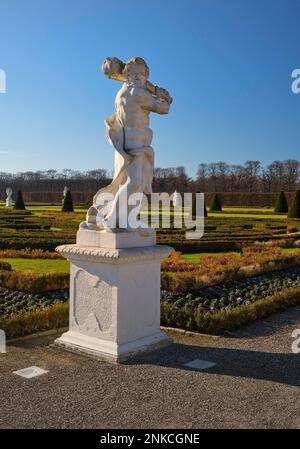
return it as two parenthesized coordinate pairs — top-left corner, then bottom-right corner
(0, 302), (69, 339)
(0, 270), (69, 293)
(161, 287), (300, 334)
(0, 261), (12, 271)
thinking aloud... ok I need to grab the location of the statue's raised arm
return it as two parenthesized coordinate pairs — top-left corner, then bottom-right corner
(102, 57), (173, 104)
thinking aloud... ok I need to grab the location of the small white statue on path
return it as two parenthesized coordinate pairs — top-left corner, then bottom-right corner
(81, 57), (172, 231)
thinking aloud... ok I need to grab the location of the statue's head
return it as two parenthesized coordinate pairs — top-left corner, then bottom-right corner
(123, 57), (149, 86)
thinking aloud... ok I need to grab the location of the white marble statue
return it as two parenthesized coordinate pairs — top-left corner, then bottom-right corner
(81, 57), (172, 230)
(5, 187), (13, 207)
(62, 186), (68, 204)
(172, 189), (180, 207)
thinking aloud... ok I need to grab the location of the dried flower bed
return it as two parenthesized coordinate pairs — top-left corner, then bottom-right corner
(162, 266), (300, 313)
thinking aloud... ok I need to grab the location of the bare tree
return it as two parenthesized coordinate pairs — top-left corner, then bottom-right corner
(196, 163), (208, 191)
(244, 160), (261, 192)
(207, 163), (219, 192)
(216, 162), (229, 191)
(1, 160), (300, 201)
(228, 165), (244, 192)
(284, 159), (300, 192)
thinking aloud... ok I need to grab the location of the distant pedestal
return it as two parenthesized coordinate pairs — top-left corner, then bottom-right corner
(6, 199), (13, 207)
(55, 229), (173, 363)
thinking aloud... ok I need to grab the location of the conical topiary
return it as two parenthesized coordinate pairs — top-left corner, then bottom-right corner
(14, 190), (26, 210)
(274, 191), (288, 214)
(288, 190), (300, 218)
(62, 189), (74, 212)
(209, 193), (222, 212)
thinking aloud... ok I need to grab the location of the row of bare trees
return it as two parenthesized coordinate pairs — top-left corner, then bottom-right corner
(0, 169), (111, 199)
(0, 160), (299, 198)
(195, 160), (300, 192)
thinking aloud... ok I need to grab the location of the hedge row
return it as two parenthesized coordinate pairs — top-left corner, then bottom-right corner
(0, 249), (62, 259)
(0, 261), (12, 271)
(158, 233), (300, 253)
(1, 287), (299, 339)
(0, 270), (69, 293)
(0, 302), (68, 339)
(161, 287), (300, 334)
(0, 237), (74, 251)
(161, 253), (300, 294)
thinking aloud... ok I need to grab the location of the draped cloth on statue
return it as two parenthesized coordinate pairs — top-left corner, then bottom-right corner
(92, 113), (154, 215)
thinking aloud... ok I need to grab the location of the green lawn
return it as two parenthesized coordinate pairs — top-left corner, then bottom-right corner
(221, 207), (275, 214)
(1, 249), (299, 273)
(208, 212), (287, 219)
(2, 254), (214, 269)
(0, 258), (70, 273)
(27, 205), (88, 212)
(282, 247), (300, 253)
(182, 252), (239, 263)
(182, 247), (300, 263)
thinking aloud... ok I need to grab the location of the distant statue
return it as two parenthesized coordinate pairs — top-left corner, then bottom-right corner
(5, 187), (13, 207)
(62, 186), (69, 204)
(172, 190), (180, 207)
(81, 57), (172, 230)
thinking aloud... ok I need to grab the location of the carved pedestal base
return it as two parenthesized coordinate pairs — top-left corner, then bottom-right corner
(55, 241), (173, 363)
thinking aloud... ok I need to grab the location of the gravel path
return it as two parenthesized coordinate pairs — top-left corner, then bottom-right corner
(0, 306), (299, 429)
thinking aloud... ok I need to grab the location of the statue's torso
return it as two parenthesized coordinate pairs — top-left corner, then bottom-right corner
(116, 84), (150, 130)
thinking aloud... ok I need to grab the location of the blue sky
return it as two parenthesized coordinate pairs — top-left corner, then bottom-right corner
(0, 0), (299, 177)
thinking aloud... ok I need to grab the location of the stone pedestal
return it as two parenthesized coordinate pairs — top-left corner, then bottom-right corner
(55, 230), (173, 363)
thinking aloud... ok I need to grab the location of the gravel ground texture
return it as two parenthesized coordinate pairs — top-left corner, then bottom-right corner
(0, 306), (299, 429)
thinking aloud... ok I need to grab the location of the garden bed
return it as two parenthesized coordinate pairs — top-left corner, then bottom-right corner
(1, 266), (299, 338)
(0, 287), (68, 318)
(161, 266), (300, 312)
(161, 245), (300, 293)
(1, 286), (299, 339)
(161, 287), (300, 334)
(1, 207), (299, 252)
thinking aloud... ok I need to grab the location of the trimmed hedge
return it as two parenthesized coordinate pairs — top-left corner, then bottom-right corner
(14, 190), (26, 210)
(162, 251), (300, 294)
(0, 302), (69, 339)
(288, 190), (300, 218)
(161, 287), (300, 334)
(160, 240), (243, 253)
(1, 287), (299, 339)
(209, 193), (222, 212)
(62, 189), (74, 212)
(0, 249), (62, 259)
(274, 191), (288, 214)
(0, 261), (12, 271)
(0, 270), (69, 293)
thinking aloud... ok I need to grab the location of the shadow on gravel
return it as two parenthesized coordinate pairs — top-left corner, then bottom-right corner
(128, 343), (300, 387)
